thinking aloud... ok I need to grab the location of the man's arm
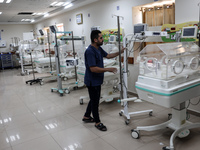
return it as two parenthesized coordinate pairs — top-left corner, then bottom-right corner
(90, 66), (117, 74)
(106, 47), (125, 59)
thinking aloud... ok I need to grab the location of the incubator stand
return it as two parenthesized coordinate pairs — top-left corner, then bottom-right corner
(134, 42), (200, 150)
(19, 41), (43, 75)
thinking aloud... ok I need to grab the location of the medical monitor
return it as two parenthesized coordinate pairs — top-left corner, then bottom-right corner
(49, 25), (58, 33)
(181, 26), (198, 38)
(91, 26), (101, 31)
(133, 23), (148, 35)
(39, 29), (44, 36)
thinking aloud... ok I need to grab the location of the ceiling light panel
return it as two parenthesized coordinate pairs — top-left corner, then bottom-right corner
(0, 0), (4, 3)
(6, 0), (11, 3)
(50, 1), (67, 6)
(50, 2), (58, 6)
(64, 3), (73, 9)
(55, 2), (64, 6)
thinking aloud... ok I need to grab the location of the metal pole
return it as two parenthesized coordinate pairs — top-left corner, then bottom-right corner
(71, 31), (78, 81)
(198, 3), (200, 46)
(47, 32), (52, 71)
(54, 31), (62, 90)
(117, 16), (123, 100)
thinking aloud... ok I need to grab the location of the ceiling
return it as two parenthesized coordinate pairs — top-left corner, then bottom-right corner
(0, 0), (99, 24)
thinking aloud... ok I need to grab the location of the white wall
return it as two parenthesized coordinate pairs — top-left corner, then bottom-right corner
(33, 0), (153, 44)
(0, 24), (33, 52)
(175, 0), (200, 24)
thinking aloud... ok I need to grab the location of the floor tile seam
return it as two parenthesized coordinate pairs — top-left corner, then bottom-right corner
(47, 123), (81, 135)
(98, 125), (128, 138)
(3, 124), (14, 149)
(99, 136), (122, 150)
(48, 124), (97, 149)
(81, 137), (118, 149)
(9, 134), (54, 149)
(134, 139), (162, 150)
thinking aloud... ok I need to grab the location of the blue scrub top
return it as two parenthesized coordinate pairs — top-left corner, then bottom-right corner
(84, 45), (108, 86)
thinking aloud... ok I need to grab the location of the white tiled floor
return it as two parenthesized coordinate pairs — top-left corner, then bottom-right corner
(0, 69), (200, 150)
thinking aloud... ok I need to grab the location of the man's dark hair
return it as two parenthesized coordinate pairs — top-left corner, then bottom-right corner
(90, 30), (101, 43)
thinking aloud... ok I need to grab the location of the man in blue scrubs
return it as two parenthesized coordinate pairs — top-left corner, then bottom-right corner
(82, 30), (124, 131)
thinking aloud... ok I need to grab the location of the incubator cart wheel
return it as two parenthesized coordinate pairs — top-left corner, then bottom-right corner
(80, 99), (83, 105)
(149, 111), (153, 116)
(51, 89), (53, 92)
(26, 81), (28, 84)
(30, 83), (32, 85)
(168, 113), (172, 120)
(125, 120), (130, 125)
(73, 86), (78, 90)
(40, 81), (44, 85)
(63, 77), (68, 81)
(65, 89), (70, 94)
(162, 146), (171, 150)
(119, 111), (123, 116)
(131, 129), (140, 139)
(60, 93), (63, 97)
(186, 112), (190, 120)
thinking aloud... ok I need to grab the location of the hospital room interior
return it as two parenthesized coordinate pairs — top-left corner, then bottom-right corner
(1, 0), (200, 150)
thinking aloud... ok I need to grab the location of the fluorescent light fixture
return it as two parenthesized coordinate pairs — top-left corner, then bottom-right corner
(63, 2), (70, 6)
(64, 3), (73, 9)
(0, 0), (4, 3)
(0, 12), (2, 14)
(6, 0), (11, 3)
(44, 13), (49, 17)
(21, 19), (31, 22)
(31, 20), (35, 23)
(55, 2), (64, 6)
(50, 1), (57, 6)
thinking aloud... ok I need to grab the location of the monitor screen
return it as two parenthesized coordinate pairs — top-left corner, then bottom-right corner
(134, 24), (147, 35)
(39, 29), (44, 36)
(181, 26), (198, 38)
(49, 25), (58, 33)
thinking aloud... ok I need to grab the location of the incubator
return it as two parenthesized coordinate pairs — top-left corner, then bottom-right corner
(136, 42), (200, 108)
(134, 42), (200, 150)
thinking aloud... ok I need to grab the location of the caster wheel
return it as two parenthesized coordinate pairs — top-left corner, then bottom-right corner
(186, 112), (190, 120)
(131, 130), (139, 139)
(73, 86), (78, 90)
(63, 77), (68, 81)
(40, 81), (44, 85)
(51, 89), (53, 92)
(149, 111), (153, 116)
(162, 146), (170, 150)
(60, 93), (63, 97)
(80, 99), (83, 105)
(119, 112), (123, 116)
(168, 113), (172, 120)
(65, 89), (70, 94)
(125, 120), (129, 125)
(26, 81), (28, 84)
(30, 83), (32, 85)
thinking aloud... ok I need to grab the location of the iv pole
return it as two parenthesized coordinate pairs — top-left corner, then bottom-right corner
(112, 14), (124, 101)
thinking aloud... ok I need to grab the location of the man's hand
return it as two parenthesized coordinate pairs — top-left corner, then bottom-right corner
(108, 67), (118, 74)
(121, 47), (126, 53)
